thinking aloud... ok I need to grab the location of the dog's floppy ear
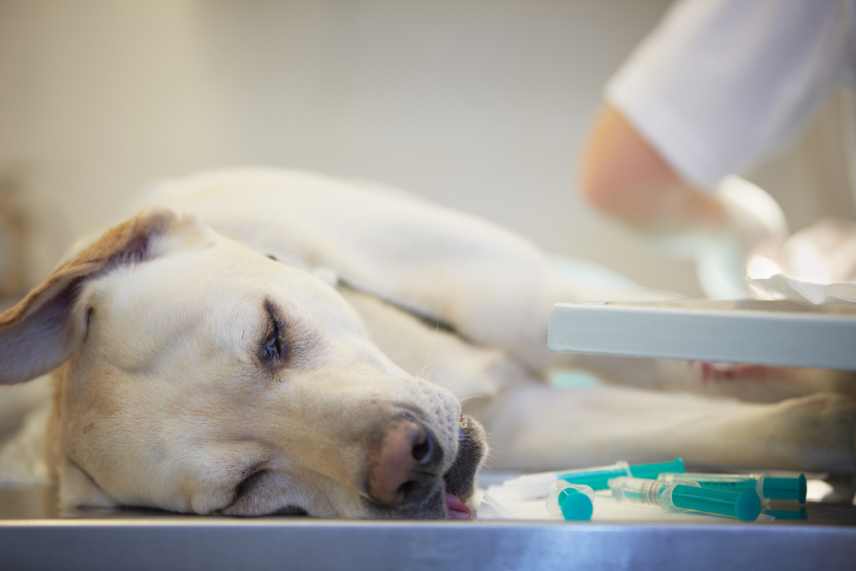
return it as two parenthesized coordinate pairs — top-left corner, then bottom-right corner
(0, 209), (187, 385)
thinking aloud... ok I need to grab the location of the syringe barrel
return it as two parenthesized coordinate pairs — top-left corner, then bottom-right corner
(503, 461), (629, 500)
(609, 477), (761, 521)
(500, 458), (685, 500)
(657, 472), (806, 503)
(608, 476), (659, 503)
(658, 473), (759, 494)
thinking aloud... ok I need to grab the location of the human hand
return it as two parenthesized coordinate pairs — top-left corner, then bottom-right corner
(695, 176), (788, 298)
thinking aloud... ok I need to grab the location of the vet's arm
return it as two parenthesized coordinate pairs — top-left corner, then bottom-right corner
(578, 0), (844, 261)
(578, 103), (726, 239)
(578, 104), (787, 297)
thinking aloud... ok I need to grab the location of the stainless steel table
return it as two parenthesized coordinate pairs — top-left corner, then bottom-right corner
(2, 487), (856, 570)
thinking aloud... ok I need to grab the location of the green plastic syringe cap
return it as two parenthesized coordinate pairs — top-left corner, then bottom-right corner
(557, 488), (594, 521)
(672, 484), (761, 521)
(762, 474), (807, 503)
(629, 457), (686, 479)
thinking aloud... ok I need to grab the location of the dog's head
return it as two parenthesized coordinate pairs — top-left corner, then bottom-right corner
(0, 210), (485, 519)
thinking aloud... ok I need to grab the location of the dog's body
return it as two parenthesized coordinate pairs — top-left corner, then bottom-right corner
(2, 168), (855, 518)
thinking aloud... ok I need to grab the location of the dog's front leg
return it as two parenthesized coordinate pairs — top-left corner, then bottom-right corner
(475, 384), (856, 474)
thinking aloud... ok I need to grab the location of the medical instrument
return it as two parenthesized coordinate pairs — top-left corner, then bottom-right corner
(657, 472), (806, 504)
(608, 477), (762, 521)
(498, 457), (685, 499)
(545, 481), (594, 521)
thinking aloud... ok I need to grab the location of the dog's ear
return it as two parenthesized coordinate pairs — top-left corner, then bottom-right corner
(0, 209), (191, 384)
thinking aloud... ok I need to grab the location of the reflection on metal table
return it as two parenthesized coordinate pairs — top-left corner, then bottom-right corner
(2, 486), (856, 570)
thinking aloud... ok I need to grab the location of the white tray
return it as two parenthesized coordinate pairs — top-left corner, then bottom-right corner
(548, 299), (856, 370)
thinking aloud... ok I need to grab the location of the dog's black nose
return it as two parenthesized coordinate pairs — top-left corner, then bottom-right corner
(411, 427), (438, 465)
(367, 419), (443, 507)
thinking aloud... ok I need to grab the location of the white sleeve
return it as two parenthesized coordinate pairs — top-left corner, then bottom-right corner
(606, 0), (851, 189)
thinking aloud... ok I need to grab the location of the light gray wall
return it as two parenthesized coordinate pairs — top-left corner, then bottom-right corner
(1, 1), (850, 294)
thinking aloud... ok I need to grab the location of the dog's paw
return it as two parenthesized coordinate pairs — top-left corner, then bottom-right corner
(692, 361), (783, 383)
(682, 361), (851, 403)
(767, 393), (856, 472)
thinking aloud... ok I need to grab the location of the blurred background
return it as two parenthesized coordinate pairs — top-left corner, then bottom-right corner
(0, 0), (852, 295)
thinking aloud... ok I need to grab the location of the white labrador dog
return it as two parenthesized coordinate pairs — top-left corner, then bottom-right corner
(1, 169), (855, 519)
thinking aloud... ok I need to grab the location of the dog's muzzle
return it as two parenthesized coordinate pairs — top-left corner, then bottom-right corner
(366, 414), (486, 519)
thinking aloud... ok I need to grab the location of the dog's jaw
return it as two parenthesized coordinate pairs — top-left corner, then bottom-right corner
(59, 460), (118, 511)
(443, 415), (488, 518)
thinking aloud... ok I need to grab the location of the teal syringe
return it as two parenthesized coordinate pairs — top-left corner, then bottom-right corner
(609, 476), (762, 521)
(499, 457), (685, 500)
(656, 472), (806, 504)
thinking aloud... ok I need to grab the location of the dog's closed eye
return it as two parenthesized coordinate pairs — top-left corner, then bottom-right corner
(272, 505), (308, 516)
(258, 299), (287, 368)
(81, 305), (96, 342)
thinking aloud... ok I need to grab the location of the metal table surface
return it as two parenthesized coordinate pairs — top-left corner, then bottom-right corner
(2, 487), (856, 570)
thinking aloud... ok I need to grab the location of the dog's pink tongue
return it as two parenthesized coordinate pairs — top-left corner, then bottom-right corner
(446, 494), (472, 520)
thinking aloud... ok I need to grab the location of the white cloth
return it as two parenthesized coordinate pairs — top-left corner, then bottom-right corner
(748, 218), (856, 304)
(607, 0), (855, 189)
